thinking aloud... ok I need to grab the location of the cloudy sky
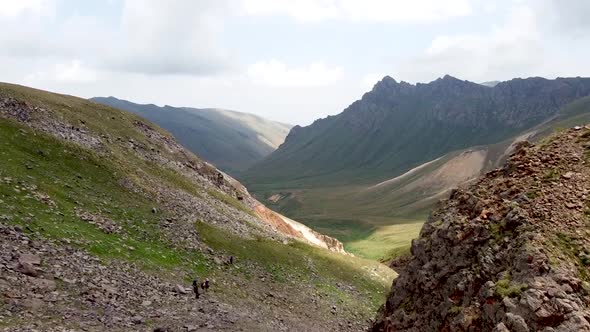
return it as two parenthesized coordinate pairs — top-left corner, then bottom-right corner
(1, 0), (589, 125)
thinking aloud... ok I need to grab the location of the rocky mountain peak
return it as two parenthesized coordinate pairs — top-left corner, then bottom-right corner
(442, 74), (460, 81)
(371, 75), (399, 92)
(427, 74), (482, 92)
(281, 124), (303, 145)
(372, 125), (590, 331)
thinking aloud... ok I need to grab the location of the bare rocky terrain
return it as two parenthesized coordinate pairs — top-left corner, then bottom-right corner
(372, 126), (590, 331)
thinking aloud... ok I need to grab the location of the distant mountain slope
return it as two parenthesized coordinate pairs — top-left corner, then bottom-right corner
(244, 76), (590, 187)
(91, 97), (292, 174)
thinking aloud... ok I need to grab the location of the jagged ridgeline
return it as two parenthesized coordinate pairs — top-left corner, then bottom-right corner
(246, 76), (590, 186)
(372, 127), (590, 331)
(0, 82), (394, 331)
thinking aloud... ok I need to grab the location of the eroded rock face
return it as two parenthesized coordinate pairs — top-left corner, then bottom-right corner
(372, 126), (590, 332)
(0, 97), (104, 150)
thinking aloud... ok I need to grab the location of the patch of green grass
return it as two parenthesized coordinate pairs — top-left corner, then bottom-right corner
(488, 221), (508, 241)
(552, 232), (590, 281)
(449, 305), (462, 315)
(495, 273), (527, 298)
(538, 128), (565, 148)
(543, 168), (561, 182)
(381, 244), (411, 264)
(248, 173), (431, 260)
(556, 232), (572, 244)
(346, 222), (423, 260)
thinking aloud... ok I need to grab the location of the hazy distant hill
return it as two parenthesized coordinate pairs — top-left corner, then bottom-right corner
(91, 97), (292, 175)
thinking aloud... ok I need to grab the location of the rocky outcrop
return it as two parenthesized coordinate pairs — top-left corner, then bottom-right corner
(372, 126), (590, 331)
(253, 204), (303, 238)
(253, 204), (348, 254)
(308, 228), (347, 254)
(0, 97), (104, 151)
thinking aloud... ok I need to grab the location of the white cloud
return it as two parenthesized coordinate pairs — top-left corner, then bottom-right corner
(0, 0), (54, 17)
(0, 0), (233, 77)
(102, 0), (232, 76)
(388, 1), (590, 83)
(536, 0), (590, 35)
(247, 60), (343, 87)
(395, 5), (546, 82)
(238, 0), (472, 23)
(361, 73), (384, 90)
(54, 60), (98, 82)
(25, 60), (98, 84)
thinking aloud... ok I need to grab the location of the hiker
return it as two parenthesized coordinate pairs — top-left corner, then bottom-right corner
(229, 255), (234, 264)
(201, 278), (210, 292)
(192, 278), (200, 299)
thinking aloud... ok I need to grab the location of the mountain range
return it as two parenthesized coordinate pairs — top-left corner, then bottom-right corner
(245, 75), (590, 186)
(91, 97), (292, 175)
(242, 75), (590, 258)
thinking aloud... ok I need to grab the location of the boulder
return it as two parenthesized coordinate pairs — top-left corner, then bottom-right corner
(19, 298), (45, 311)
(31, 278), (57, 292)
(18, 253), (41, 266)
(17, 262), (40, 277)
(174, 284), (188, 294)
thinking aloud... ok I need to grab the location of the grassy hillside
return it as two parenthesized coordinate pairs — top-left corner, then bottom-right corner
(0, 83), (394, 331)
(253, 96), (590, 260)
(91, 96), (292, 175)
